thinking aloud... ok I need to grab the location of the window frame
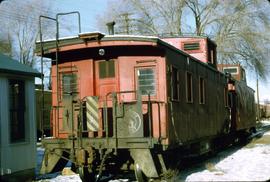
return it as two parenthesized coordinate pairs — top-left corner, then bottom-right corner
(223, 67), (239, 75)
(136, 66), (157, 97)
(185, 71), (193, 103)
(171, 66), (180, 101)
(224, 87), (229, 107)
(98, 59), (115, 79)
(61, 72), (78, 100)
(199, 76), (205, 104)
(181, 41), (202, 53)
(8, 79), (26, 143)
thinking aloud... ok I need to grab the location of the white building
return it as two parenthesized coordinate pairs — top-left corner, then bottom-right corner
(0, 53), (40, 181)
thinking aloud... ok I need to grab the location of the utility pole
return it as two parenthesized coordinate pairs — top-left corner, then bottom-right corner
(122, 13), (130, 34)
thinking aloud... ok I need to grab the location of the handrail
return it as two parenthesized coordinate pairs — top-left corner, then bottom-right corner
(104, 90), (138, 142)
(39, 12), (81, 141)
(56, 12), (81, 144)
(104, 90), (156, 148)
(56, 12), (81, 36)
(39, 15), (57, 140)
(148, 93), (152, 147)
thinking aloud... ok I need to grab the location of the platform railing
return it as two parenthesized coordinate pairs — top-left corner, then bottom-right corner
(104, 90), (154, 150)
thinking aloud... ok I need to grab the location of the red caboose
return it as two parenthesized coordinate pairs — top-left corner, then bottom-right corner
(37, 32), (255, 181)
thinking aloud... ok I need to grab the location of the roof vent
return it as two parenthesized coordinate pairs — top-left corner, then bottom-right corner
(78, 32), (105, 41)
(183, 42), (200, 51)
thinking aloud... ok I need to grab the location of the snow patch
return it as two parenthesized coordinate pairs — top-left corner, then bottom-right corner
(185, 144), (270, 181)
(45, 174), (82, 182)
(260, 119), (270, 126)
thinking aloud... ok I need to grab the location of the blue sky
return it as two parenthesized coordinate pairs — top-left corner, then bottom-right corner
(51, 0), (109, 35)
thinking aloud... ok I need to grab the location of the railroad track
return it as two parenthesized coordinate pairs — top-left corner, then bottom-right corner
(249, 123), (270, 140)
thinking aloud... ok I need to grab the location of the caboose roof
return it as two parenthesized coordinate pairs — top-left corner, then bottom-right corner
(35, 33), (203, 62)
(36, 33), (161, 53)
(35, 33), (218, 73)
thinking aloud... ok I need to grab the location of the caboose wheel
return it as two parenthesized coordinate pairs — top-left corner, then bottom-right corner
(134, 163), (148, 182)
(78, 166), (95, 182)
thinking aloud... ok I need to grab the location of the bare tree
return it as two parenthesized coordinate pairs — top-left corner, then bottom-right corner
(184, 0), (220, 35)
(0, 0), (55, 67)
(97, 0), (186, 35)
(99, 0), (270, 79)
(213, 0), (270, 79)
(0, 37), (12, 56)
(130, 0), (186, 35)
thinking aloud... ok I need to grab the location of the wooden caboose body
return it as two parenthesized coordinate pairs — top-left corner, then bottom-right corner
(36, 33), (256, 180)
(217, 64), (256, 131)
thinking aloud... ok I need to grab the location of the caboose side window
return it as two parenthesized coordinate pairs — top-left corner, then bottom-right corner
(224, 87), (229, 107)
(223, 67), (238, 75)
(199, 77), (205, 104)
(99, 59), (115, 78)
(172, 67), (180, 100)
(137, 68), (156, 96)
(62, 73), (77, 94)
(9, 80), (25, 143)
(186, 72), (193, 103)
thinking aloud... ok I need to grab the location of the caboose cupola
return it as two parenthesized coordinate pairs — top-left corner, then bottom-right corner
(217, 64), (247, 82)
(162, 36), (217, 68)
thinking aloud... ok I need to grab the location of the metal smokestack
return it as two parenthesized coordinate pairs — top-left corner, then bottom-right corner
(106, 21), (115, 35)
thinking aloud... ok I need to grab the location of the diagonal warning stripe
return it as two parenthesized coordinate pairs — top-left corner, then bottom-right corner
(86, 96), (99, 131)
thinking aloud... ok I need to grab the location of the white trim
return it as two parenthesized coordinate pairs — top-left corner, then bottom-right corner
(37, 33), (159, 43)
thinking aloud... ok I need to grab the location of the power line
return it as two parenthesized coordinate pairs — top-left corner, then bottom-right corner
(0, 1), (101, 33)
(0, 8), (93, 32)
(1, 0), (57, 16)
(0, 9), (49, 22)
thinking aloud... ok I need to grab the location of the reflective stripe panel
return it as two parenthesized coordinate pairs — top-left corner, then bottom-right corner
(86, 96), (99, 131)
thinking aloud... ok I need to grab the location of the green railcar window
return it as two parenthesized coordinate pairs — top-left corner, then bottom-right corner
(9, 80), (25, 143)
(223, 67), (238, 75)
(186, 72), (193, 103)
(183, 42), (200, 51)
(137, 68), (156, 96)
(99, 60), (115, 78)
(199, 77), (205, 104)
(172, 67), (180, 100)
(224, 87), (228, 107)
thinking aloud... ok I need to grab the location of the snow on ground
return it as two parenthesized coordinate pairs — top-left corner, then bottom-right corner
(179, 122), (270, 181)
(37, 174), (82, 182)
(36, 120), (270, 181)
(182, 144), (270, 181)
(51, 175), (82, 182)
(260, 119), (270, 126)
